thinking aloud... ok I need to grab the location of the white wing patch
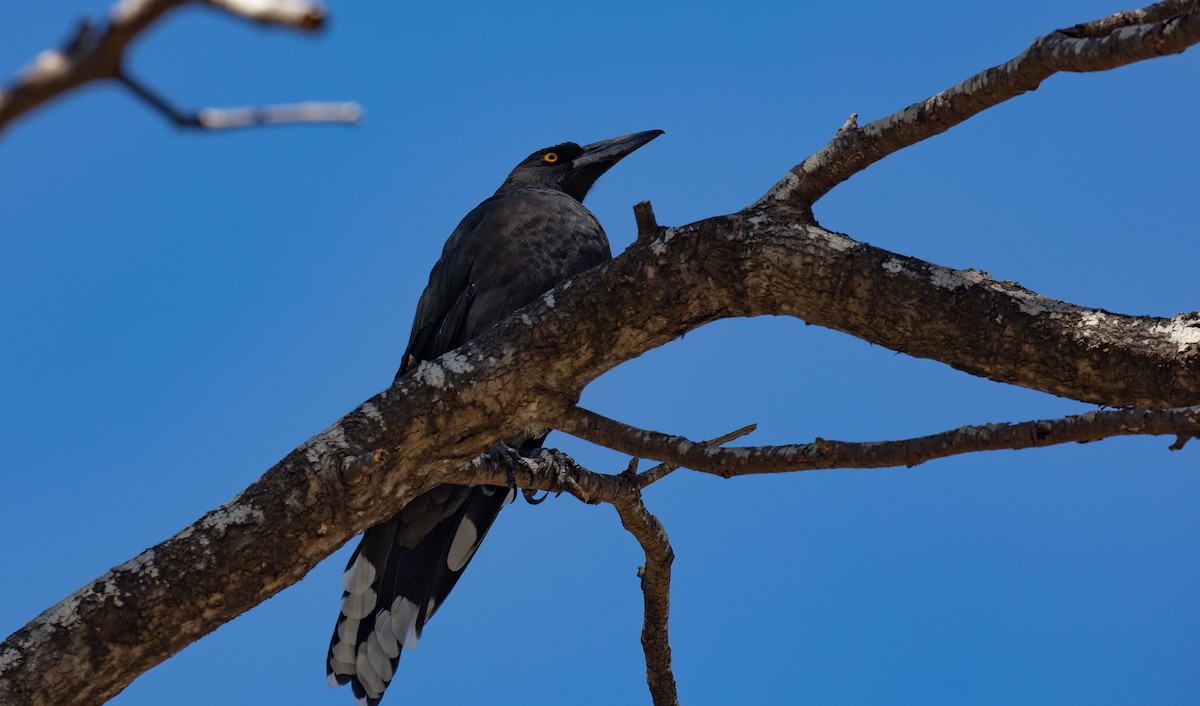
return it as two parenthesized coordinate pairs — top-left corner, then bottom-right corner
(341, 552), (378, 593)
(446, 516), (479, 571)
(331, 482), (514, 701)
(330, 636), (357, 665)
(390, 596), (421, 649)
(367, 634), (394, 682)
(374, 608), (400, 658)
(355, 643), (385, 698)
(340, 589), (377, 620)
(328, 632), (357, 684)
(337, 617), (359, 644)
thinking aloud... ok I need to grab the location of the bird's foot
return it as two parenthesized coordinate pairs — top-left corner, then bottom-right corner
(484, 442), (547, 505)
(486, 441), (524, 489)
(537, 448), (593, 503)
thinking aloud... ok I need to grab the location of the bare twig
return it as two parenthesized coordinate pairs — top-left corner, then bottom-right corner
(634, 201), (661, 243)
(446, 425), (758, 493)
(201, 0), (325, 28)
(556, 405), (1200, 477)
(833, 112), (859, 140)
(636, 423), (758, 488)
(450, 448), (680, 704)
(0, 0), (345, 135)
(612, 492), (679, 706)
(755, 0), (1200, 210)
(118, 72), (360, 129)
(341, 448), (389, 485)
(194, 102), (361, 128)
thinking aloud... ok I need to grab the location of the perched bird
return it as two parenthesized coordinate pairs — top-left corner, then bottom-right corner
(327, 130), (664, 705)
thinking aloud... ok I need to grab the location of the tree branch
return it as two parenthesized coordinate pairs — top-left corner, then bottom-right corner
(2, 203), (1196, 706)
(448, 430), (760, 706)
(613, 494), (678, 706)
(0, 0), (356, 136)
(1, 2), (1196, 704)
(201, 0), (324, 28)
(116, 72), (360, 129)
(448, 449), (625, 502)
(755, 0), (1200, 211)
(633, 200), (661, 242)
(449, 451), (683, 703)
(635, 424), (758, 488)
(555, 405), (1200, 477)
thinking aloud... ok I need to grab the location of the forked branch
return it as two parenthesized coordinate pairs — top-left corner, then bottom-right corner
(555, 405), (1200, 477)
(0, 0), (359, 135)
(447, 426), (757, 706)
(116, 72), (360, 130)
(454, 400), (1200, 705)
(755, 0), (1200, 212)
(1, 1), (1196, 705)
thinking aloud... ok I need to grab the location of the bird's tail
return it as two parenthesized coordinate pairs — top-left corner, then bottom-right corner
(326, 483), (514, 705)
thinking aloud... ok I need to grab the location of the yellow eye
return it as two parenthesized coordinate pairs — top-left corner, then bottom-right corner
(542, 152), (559, 163)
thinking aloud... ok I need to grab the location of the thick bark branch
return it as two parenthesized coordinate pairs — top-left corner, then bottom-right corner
(756, 0), (1200, 211)
(0, 0), (349, 135)
(2, 209), (1196, 706)
(3, 194), (1197, 706)
(1, 1), (1196, 704)
(555, 405), (1200, 477)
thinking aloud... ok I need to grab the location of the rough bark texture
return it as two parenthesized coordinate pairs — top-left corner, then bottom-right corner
(445, 434), (755, 706)
(557, 405), (1200, 477)
(756, 0), (1200, 212)
(5, 207), (1197, 706)
(1, 1), (1197, 705)
(614, 496), (679, 706)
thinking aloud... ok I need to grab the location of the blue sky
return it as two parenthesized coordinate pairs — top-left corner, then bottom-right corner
(1, 1), (1197, 704)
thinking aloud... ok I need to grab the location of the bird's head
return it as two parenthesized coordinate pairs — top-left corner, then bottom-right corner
(496, 129), (664, 201)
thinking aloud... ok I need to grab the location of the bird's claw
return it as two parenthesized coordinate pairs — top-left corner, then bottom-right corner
(537, 448), (592, 503)
(486, 445), (591, 504)
(485, 442), (550, 505)
(522, 488), (549, 505)
(486, 441), (523, 490)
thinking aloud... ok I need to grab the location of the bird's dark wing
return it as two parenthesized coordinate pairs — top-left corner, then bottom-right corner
(393, 198), (495, 380)
(330, 188), (612, 705)
(396, 190), (610, 379)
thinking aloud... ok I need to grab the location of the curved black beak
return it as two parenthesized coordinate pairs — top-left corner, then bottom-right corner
(565, 129), (664, 200)
(575, 129), (665, 170)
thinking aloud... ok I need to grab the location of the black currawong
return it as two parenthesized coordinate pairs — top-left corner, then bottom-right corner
(326, 130), (663, 705)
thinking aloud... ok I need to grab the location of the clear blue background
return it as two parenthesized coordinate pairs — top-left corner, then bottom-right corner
(2, 1), (1197, 704)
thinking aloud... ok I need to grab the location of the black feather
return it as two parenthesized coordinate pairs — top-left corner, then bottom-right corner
(328, 131), (661, 704)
